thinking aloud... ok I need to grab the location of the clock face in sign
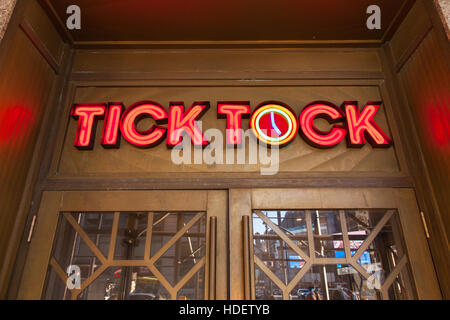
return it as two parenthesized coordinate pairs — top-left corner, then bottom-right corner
(251, 103), (298, 146)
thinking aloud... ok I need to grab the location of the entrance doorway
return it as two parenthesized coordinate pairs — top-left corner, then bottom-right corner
(18, 188), (440, 300)
(17, 190), (227, 300)
(229, 188), (441, 300)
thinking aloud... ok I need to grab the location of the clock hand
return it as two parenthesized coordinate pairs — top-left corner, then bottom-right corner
(270, 111), (282, 135)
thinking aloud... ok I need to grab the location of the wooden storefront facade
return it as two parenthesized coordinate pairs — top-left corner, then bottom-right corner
(0, 0), (448, 300)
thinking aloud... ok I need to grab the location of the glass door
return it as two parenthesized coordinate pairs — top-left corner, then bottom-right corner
(230, 188), (441, 300)
(18, 190), (227, 300)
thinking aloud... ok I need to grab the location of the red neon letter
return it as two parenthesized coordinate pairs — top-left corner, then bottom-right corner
(167, 102), (210, 147)
(217, 102), (251, 146)
(299, 102), (347, 148)
(344, 102), (392, 147)
(101, 103), (124, 148)
(120, 101), (168, 148)
(71, 104), (106, 149)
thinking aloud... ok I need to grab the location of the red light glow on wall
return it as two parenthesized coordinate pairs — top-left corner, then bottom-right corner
(0, 106), (34, 145)
(425, 105), (450, 149)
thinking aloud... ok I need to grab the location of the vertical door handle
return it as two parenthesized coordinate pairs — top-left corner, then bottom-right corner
(209, 216), (217, 299)
(242, 215), (251, 300)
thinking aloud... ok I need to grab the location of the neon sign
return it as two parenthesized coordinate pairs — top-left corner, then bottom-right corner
(70, 100), (393, 149)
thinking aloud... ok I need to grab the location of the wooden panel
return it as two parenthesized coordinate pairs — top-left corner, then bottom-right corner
(0, 28), (56, 275)
(251, 188), (400, 209)
(60, 190), (208, 212)
(395, 189), (442, 299)
(390, 0), (433, 68)
(72, 48), (382, 78)
(22, 0), (64, 67)
(42, 175), (413, 192)
(229, 189), (251, 300)
(206, 190), (228, 299)
(0, 0), (70, 299)
(380, 0), (450, 298)
(398, 30), (450, 246)
(57, 84), (399, 175)
(47, 0), (408, 42)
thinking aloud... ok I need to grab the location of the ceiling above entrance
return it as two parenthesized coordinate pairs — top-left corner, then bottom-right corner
(43, 0), (414, 45)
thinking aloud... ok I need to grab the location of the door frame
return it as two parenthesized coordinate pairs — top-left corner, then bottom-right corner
(18, 190), (228, 300)
(229, 188), (441, 300)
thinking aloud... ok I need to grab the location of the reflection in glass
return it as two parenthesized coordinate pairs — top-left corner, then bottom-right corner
(254, 265), (283, 300)
(252, 209), (415, 300)
(289, 264), (374, 300)
(76, 267), (170, 300)
(152, 213), (206, 287)
(44, 211), (206, 300)
(114, 212), (147, 260)
(311, 210), (343, 258)
(44, 212), (113, 300)
(177, 266), (205, 300)
(253, 211), (308, 287)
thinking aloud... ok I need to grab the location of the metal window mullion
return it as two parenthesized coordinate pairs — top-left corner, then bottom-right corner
(339, 210), (352, 264)
(107, 212), (120, 261)
(144, 212), (154, 261)
(305, 211), (315, 262)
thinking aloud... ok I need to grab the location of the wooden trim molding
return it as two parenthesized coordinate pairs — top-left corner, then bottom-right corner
(381, 0), (417, 43)
(42, 176), (414, 191)
(71, 70), (385, 82)
(19, 18), (60, 73)
(394, 26), (433, 73)
(36, 0), (73, 44)
(72, 40), (383, 50)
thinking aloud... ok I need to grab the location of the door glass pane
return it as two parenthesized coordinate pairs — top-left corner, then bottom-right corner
(251, 209), (416, 300)
(114, 212), (147, 260)
(311, 211), (343, 258)
(177, 266), (205, 300)
(43, 211), (206, 300)
(153, 214), (206, 287)
(253, 210), (308, 288)
(77, 266), (170, 300)
(254, 265), (283, 300)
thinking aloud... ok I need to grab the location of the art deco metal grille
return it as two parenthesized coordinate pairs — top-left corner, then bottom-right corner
(250, 209), (415, 300)
(43, 211), (207, 300)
